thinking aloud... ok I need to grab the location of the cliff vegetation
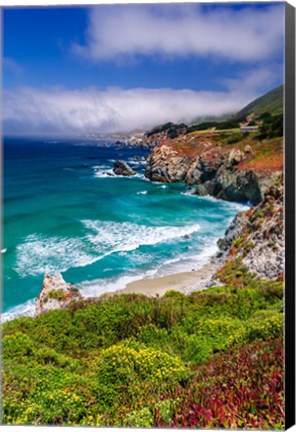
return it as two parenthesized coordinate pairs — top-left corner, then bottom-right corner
(3, 269), (283, 427)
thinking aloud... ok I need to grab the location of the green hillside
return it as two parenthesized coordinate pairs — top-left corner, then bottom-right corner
(235, 85), (283, 119)
(145, 85), (283, 139)
(2, 267), (284, 427)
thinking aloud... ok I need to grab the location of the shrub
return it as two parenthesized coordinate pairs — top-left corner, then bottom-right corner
(2, 268), (284, 428)
(97, 344), (188, 387)
(226, 133), (245, 144)
(156, 337), (284, 429)
(257, 114), (283, 139)
(48, 289), (65, 300)
(163, 290), (185, 299)
(136, 324), (169, 349)
(124, 407), (154, 427)
(3, 333), (34, 359)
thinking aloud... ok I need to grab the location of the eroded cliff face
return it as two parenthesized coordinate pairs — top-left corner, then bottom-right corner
(218, 183), (284, 280)
(145, 136), (282, 206)
(36, 273), (83, 316)
(145, 132), (284, 280)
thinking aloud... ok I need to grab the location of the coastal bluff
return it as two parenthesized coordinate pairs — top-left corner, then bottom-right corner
(145, 135), (282, 206)
(35, 273), (83, 316)
(218, 183), (284, 280)
(145, 132), (283, 280)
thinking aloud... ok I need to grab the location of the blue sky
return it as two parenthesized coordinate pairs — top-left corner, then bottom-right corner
(3, 2), (284, 135)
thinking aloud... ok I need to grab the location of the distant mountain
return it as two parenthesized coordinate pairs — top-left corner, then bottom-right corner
(234, 85), (283, 119)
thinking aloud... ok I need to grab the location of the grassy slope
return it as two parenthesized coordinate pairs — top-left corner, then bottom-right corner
(235, 85), (283, 119)
(145, 85), (283, 138)
(158, 129), (283, 173)
(3, 264), (284, 428)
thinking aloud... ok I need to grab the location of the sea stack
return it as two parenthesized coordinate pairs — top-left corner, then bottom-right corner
(35, 273), (83, 316)
(113, 160), (136, 176)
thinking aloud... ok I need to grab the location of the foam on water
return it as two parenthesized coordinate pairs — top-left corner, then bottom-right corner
(79, 274), (150, 298)
(92, 165), (144, 179)
(127, 160), (146, 167)
(2, 240), (217, 323)
(155, 242), (219, 276)
(93, 165), (115, 178)
(1, 298), (36, 323)
(182, 191), (249, 212)
(15, 221), (201, 278)
(15, 234), (96, 277)
(83, 220), (201, 254)
(77, 242), (218, 298)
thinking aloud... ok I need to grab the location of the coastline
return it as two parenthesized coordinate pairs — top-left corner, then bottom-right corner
(3, 134), (283, 320)
(0, 251), (222, 323)
(102, 257), (222, 298)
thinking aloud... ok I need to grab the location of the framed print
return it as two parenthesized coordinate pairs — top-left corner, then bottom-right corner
(1, 1), (295, 429)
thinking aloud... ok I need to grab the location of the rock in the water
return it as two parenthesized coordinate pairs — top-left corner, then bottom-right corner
(113, 160), (136, 176)
(35, 273), (83, 316)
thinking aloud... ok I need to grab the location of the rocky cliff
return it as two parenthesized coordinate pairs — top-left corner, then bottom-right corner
(217, 182), (283, 280)
(145, 133), (283, 206)
(36, 273), (83, 316)
(145, 131), (283, 280)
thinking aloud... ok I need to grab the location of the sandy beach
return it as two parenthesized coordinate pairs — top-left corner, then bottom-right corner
(112, 259), (221, 298)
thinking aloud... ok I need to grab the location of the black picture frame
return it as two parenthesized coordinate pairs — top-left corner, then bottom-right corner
(285, 2), (296, 429)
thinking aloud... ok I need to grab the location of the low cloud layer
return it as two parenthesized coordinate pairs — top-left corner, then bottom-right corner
(4, 85), (262, 136)
(73, 4), (283, 62)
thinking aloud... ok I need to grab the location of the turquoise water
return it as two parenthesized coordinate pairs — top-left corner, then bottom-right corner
(2, 137), (247, 321)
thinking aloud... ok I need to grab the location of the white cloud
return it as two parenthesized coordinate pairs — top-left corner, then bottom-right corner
(222, 65), (283, 93)
(3, 85), (262, 136)
(73, 4), (284, 62)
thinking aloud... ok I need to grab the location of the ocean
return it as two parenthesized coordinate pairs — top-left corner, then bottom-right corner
(2, 136), (247, 322)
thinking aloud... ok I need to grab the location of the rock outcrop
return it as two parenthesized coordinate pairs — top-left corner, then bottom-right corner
(145, 145), (192, 182)
(145, 133), (283, 280)
(217, 182), (284, 280)
(35, 273), (83, 316)
(113, 160), (136, 176)
(145, 140), (282, 205)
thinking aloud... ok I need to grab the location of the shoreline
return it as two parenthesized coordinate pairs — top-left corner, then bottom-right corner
(1, 249), (224, 324)
(0, 256), (220, 324)
(102, 256), (223, 299)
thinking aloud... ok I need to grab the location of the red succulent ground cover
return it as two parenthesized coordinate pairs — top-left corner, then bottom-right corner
(154, 336), (284, 429)
(238, 152), (283, 173)
(157, 134), (226, 159)
(157, 132), (283, 174)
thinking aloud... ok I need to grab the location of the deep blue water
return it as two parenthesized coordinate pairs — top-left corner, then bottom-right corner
(2, 136), (247, 321)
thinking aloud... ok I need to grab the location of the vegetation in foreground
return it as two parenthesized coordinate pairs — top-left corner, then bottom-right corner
(2, 261), (284, 428)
